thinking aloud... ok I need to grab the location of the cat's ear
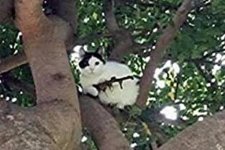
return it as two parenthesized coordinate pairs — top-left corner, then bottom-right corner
(78, 46), (86, 57)
(96, 47), (105, 56)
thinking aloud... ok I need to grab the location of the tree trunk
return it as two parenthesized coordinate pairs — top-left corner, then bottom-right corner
(0, 0), (82, 149)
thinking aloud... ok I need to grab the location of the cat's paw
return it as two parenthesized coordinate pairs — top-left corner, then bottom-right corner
(88, 87), (99, 97)
(89, 89), (98, 97)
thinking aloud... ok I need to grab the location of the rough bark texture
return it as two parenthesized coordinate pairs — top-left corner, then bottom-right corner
(15, 0), (79, 106)
(0, 0), (83, 149)
(158, 110), (225, 150)
(0, 100), (80, 150)
(80, 96), (130, 150)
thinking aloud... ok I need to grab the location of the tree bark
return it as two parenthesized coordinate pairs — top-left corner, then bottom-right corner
(0, 100), (80, 150)
(0, 0), (13, 24)
(80, 96), (130, 150)
(158, 110), (225, 150)
(0, 0), (82, 149)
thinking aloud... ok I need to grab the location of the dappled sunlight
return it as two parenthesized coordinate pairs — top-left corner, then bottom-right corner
(81, 136), (88, 143)
(160, 106), (178, 121)
(154, 60), (180, 90)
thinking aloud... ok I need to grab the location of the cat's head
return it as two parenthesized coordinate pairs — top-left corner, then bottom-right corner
(78, 48), (105, 75)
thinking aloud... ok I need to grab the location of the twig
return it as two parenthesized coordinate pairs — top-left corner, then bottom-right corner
(174, 74), (181, 100)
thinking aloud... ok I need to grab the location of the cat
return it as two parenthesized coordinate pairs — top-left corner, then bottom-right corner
(78, 48), (139, 109)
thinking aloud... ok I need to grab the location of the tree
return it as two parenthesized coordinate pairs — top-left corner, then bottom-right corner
(0, 0), (225, 149)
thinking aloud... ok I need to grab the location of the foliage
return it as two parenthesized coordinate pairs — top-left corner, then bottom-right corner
(0, 0), (225, 149)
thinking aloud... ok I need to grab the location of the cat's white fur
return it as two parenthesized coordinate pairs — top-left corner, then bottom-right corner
(79, 56), (139, 109)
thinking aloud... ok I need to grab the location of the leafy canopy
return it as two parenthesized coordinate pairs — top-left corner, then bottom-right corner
(0, 0), (225, 149)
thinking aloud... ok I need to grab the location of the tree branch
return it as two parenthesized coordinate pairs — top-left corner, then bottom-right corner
(0, 74), (131, 149)
(0, 52), (27, 74)
(0, 0), (14, 24)
(103, 0), (120, 33)
(14, 0), (82, 148)
(15, 0), (48, 38)
(103, 0), (135, 62)
(80, 96), (130, 150)
(0, 98), (80, 150)
(46, 0), (78, 50)
(158, 110), (225, 150)
(47, 0), (77, 32)
(136, 0), (194, 108)
(0, 31), (112, 75)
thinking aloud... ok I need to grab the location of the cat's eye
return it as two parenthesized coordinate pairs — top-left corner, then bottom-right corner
(95, 62), (100, 65)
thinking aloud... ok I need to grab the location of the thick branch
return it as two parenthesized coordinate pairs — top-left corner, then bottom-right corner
(158, 110), (225, 150)
(15, 0), (79, 105)
(136, 0), (193, 108)
(103, 0), (119, 32)
(0, 100), (80, 150)
(14, 0), (82, 148)
(15, 0), (48, 37)
(80, 96), (130, 150)
(0, 75), (130, 150)
(46, 0), (78, 49)
(103, 0), (134, 61)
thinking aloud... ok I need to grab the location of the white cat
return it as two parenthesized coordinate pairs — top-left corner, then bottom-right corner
(78, 49), (139, 109)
